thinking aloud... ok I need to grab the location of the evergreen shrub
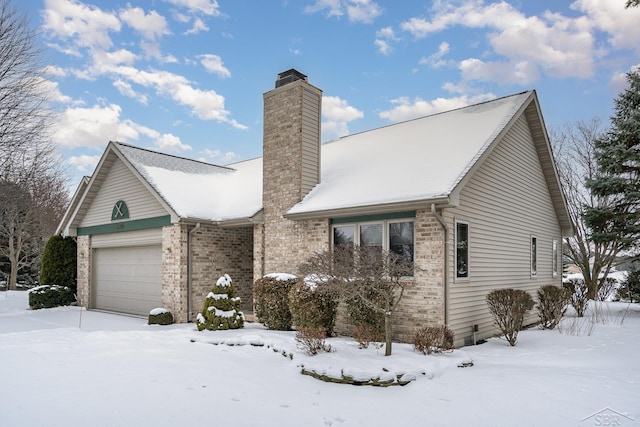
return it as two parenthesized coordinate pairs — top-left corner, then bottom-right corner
(253, 274), (297, 330)
(40, 235), (77, 291)
(197, 274), (244, 331)
(486, 288), (534, 346)
(536, 285), (570, 330)
(28, 285), (75, 309)
(148, 308), (174, 325)
(288, 279), (339, 336)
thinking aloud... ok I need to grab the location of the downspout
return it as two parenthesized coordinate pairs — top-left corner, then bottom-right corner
(187, 222), (201, 322)
(431, 203), (449, 327)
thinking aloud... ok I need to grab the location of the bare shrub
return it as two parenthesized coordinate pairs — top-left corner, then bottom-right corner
(486, 288), (534, 346)
(353, 324), (383, 350)
(295, 326), (332, 355)
(413, 326), (455, 355)
(596, 277), (617, 301)
(563, 278), (589, 317)
(536, 285), (570, 330)
(558, 316), (595, 336)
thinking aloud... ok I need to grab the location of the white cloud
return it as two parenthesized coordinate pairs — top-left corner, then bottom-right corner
(43, 0), (121, 51)
(53, 103), (192, 152)
(610, 64), (640, 93)
(459, 58), (540, 85)
(53, 104), (140, 148)
(41, 78), (73, 104)
(163, 0), (223, 16)
(68, 154), (101, 173)
(113, 80), (148, 104)
(572, 0), (640, 53)
(322, 96), (364, 139)
(378, 93), (496, 123)
(400, 0), (596, 83)
(198, 54), (231, 78)
(305, 0), (382, 23)
(184, 17), (209, 35)
(119, 6), (170, 40)
(419, 41), (451, 68)
(374, 26), (398, 55)
(201, 148), (239, 164)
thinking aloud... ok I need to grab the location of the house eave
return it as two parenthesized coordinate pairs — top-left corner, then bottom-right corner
(283, 197), (452, 221)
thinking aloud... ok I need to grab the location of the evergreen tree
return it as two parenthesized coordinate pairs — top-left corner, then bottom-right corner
(40, 235), (77, 290)
(196, 274), (244, 331)
(585, 70), (640, 250)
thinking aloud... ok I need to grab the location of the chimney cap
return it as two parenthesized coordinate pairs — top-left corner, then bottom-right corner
(275, 69), (307, 88)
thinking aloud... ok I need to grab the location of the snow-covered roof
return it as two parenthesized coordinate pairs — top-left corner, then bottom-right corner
(63, 89), (566, 230)
(287, 91), (533, 217)
(114, 143), (263, 222)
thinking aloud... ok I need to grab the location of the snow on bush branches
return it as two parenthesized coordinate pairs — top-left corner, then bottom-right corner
(197, 274), (244, 331)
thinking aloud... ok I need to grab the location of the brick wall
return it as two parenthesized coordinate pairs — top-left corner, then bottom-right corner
(162, 224), (188, 322)
(188, 224), (254, 319)
(76, 235), (91, 308)
(262, 78), (322, 276)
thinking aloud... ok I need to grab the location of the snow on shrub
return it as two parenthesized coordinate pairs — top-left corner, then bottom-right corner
(148, 308), (174, 325)
(27, 285), (75, 310)
(253, 274), (297, 330)
(486, 288), (534, 346)
(197, 274), (244, 331)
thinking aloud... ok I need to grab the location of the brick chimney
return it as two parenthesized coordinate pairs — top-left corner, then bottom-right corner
(261, 69), (322, 274)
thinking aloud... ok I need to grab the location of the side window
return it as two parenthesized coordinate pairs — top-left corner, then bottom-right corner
(333, 225), (354, 248)
(552, 240), (558, 277)
(389, 221), (414, 264)
(359, 223), (383, 256)
(455, 221), (469, 279)
(531, 235), (538, 277)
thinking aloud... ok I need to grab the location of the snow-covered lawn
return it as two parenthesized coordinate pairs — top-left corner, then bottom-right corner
(1, 291), (639, 427)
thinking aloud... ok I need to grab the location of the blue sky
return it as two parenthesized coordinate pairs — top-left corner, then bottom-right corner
(23, 0), (640, 190)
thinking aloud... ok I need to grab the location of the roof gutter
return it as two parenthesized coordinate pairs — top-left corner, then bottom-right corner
(431, 203), (449, 327)
(284, 197), (451, 221)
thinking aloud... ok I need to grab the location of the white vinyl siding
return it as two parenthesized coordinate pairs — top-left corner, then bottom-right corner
(444, 112), (563, 344)
(80, 158), (168, 228)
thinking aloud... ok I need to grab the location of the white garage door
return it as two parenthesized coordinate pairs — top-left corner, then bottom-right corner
(92, 245), (162, 316)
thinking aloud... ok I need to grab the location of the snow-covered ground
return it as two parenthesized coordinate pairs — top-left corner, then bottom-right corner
(1, 291), (639, 427)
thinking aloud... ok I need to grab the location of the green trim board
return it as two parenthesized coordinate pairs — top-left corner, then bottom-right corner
(78, 215), (172, 236)
(330, 211), (416, 224)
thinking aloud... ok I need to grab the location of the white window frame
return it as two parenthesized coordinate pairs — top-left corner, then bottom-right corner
(454, 220), (470, 282)
(531, 235), (538, 277)
(552, 239), (558, 278)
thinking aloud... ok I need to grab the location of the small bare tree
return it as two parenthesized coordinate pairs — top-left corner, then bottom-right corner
(551, 119), (624, 299)
(298, 245), (413, 356)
